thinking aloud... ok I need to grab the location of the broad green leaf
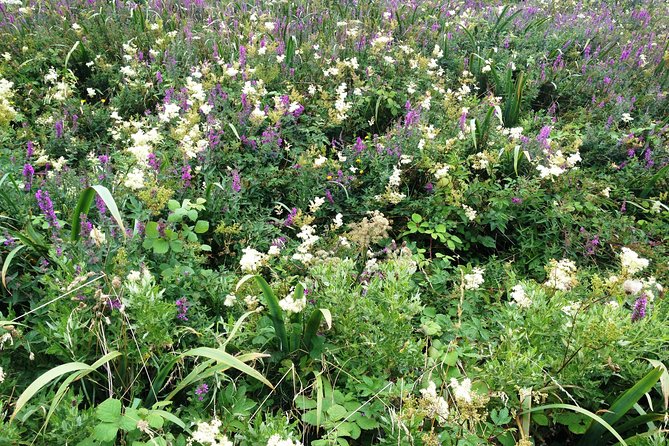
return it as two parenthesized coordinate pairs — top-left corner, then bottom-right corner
(10, 362), (92, 422)
(71, 185), (125, 241)
(327, 404), (348, 421)
(579, 367), (662, 445)
(181, 347), (273, 388)
(93, 423), (118, 442)
(153, 239), (169, 254)
(97, 398), (122, 423)
(194, 220), (209, 234)
(255, 276), (288, 352)
(2, 244), (25, 289)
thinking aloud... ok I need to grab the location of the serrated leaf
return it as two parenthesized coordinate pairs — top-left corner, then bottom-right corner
(147, 413), (164, 429)
(145, 221), (159, 238)
(167, 200), (180, 211)
(327, 404), (348, 421)
(97, 398), (122, 423)
(153, 239), (169, 254)
(194, 220), (209, 234)
(94, 423), (118, 442)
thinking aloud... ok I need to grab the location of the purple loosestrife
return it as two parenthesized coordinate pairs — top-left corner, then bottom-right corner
(35, 189), (60, 229)
(231, 170), (241, 193)
(22, 164), (34, 191)
(631, 294), (647, 322)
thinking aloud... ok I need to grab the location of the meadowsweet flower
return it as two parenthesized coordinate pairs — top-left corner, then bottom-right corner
(419, 381), (449, 424)
(90, 226), (106, 247)
(309, 196), (325, 213)
(124, 168), (146, 190)
(623, 279), (643, 295)
(450, 378), (473, 403)
(224, 294), (236, 307)
(279, 292), (307, 314)
(544, 259), (578, 291)
(510, 284), (531, 308)
(188, 418), (232, 446)
(620, 247), (649, 275)
(333, 213), (343, 229)
(462, 204), (477, 221)
(621, 113), (633, 123)
(240, 247), (266, 272)
(464, 267), (484, 290)
(267, 435), (303, 446)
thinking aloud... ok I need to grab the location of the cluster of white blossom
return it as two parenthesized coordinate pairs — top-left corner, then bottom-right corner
(450, 377), (473, 404)
(375, 165), (406, 204)
(240, 247), (267, 272)
(292, 224), (320, 264)
(267, 435), (303, 446)
(619, 247), (649, 275)
(420, 381), (449, 424)
(188, 418), (233, 446)
(0, 78), (17, 126)
(536, 150), (581, 179)
(464, 267), (485, 290)
(279, 287), (307, 314)
(544, 258), (578, 291)
(510, 284), (532, 308)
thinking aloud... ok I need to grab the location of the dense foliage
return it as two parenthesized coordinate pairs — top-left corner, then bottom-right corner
(1, 0), (668, 444)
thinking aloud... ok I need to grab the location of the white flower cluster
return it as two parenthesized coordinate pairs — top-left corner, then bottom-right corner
(450, 377), (473, 404)
(544, 258), (578, 291)
(292, 224), (320, 264)
(124, 168), (146, 190)
(267, 434), (303, 446)
(333, 82), (351, 122)
(240, 247), (266, 272)
(510, 284), (532, 308)
(462, 204), (477, 221)
(536, 150), (581, 179)
(620, 247), (649, 275)
(419, 381), (449, 424)
(127, 126), (161, 166)
(188, 418), (233, 446)
(0, 78), (18, 125)
(464, 267), (484, 290)
(0, 366), (5, 383)
(279, 289), (307, 314)
(375, 165), (406, 204)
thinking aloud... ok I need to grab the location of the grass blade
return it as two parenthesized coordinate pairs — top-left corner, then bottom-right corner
(579, 367), (663, 445)
(2, 244), (25, 290)
(182, 347), (273, 389)
(10, 362), (92, 422)
(521, 403), (627, 446)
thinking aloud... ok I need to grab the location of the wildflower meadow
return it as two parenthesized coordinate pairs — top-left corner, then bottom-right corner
(1, 0), (668, 444)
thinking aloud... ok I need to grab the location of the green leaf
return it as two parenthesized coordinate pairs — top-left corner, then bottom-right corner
(153, 239), (169, 254)
(97, 398), (122, 423)
(94, 423), (118, 442)
(147, 413), (164, 429)
(327, 404), (348, 421)
(71, 186), (125, 241)
(255, 276), (288, 352)
(145, 221), (159, 238)
(194, 220), (209, 234)
(355, 415), (379, 430)
(169, 240), (184, 253)
(10, 362), (93, 422)
(2, 244), (25, 290)
(411, 214), (422, 223)
(524, 404), (627, 446)
(181, 347), (273, 389)
(579, 367), (662, 445)
(167, 200), (180, 211)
